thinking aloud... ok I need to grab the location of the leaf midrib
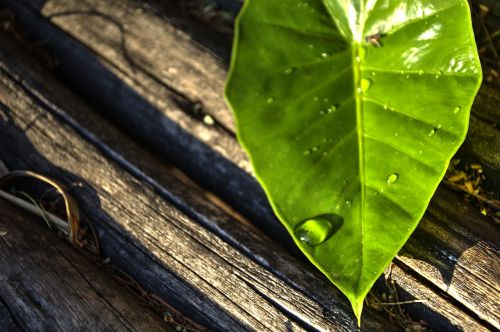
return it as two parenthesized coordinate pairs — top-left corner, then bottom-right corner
(353, 42), (366, 298)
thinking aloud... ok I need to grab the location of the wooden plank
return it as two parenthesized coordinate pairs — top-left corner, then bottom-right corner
(1, 0), (497, 329)
(1, 27), (489, 331)
(0, 35), (395, 332)
(0, 199), (170, 332)
(0, 297), (19, 331)
(383, 264), (492, 332)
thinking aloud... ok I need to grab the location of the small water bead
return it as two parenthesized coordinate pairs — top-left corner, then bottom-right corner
(387, 173), (399, 185)
(428, 125), (441, 136)
(294, 215), (342, 246)
(418, 70), (424, 75)
(312, 146), (319, 152)
(345, 200), (352, 208)
(321, 52), (328, 58)
(284, 67), (297, 75)
(303, 149), (311, 156)
(394, 132), (399, 137)
(453, 106), (461, 114)
(267, 97), (275, 104)
(435, 70), (443, 78)
(313, 96), (319, 102)
(326, 105), (337, 113)
(371, 72), (376, 77)
(360, 78), (372, 93)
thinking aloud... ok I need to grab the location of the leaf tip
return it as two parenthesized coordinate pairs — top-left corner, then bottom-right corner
(350, 297), (364, 327)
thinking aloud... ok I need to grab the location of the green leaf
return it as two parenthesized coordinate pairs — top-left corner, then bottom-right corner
(225, 0), (481, 323)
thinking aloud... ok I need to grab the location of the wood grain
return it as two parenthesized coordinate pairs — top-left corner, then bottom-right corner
(0, 199), (169, 332)
(0, 36), (396, 331)
(0, 0), (497, 329)
(0, 27), (492, 332)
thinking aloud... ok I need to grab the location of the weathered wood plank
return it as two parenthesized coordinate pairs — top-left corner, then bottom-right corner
(0, 199), (170, 332)
(0, 26), (494, 332)
(0, 35), (397, 331)
(0, 296), (19, 331)
(2, 27), (491, 331)
(1, 0), (498, 329)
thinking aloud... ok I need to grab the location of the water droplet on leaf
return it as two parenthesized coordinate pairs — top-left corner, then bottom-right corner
(294, 214), (343, 245)
(435, 70), (443, 78)
(267, 97), (275, 104)
(453, 106), (461, 114)
(360, 78), (372, 93)
(326, 105), (337, 113)
(284, 67), (297, 75)
(387, 173), (399, 184)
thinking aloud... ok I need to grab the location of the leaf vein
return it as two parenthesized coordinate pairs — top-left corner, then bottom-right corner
(363, 133), (439, 173)
(364, 182), (414, 219)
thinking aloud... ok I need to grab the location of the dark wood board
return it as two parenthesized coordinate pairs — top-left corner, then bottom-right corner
(0, 199), (170, 332)
(0, 33), (399, 331)
(0, 0), (498, 329)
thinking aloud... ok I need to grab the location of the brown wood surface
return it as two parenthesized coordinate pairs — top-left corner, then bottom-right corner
(2, 0), (496, 329)
(0, 0), (498, 330)
(0, 199), (169, 332)
(0, 33), (396, 331)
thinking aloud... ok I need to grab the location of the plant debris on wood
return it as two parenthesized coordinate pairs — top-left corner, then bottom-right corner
(182, 0), (234, 34)
(366, 264), (429, 331)
(469, 0), (500, 84)
(0, 170), (206, 332)
(445, 159), (500, 223)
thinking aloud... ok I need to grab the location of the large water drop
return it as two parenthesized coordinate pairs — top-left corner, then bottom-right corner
(294, 214), (343, 246)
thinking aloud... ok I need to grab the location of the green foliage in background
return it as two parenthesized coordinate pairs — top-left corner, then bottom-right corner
(225, 0), (482, 323)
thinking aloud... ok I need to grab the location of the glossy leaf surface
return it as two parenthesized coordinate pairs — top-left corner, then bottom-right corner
(225, 0), (481, 322)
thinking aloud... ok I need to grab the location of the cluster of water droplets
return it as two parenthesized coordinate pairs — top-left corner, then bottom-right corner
(273, 37), (467, 240)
